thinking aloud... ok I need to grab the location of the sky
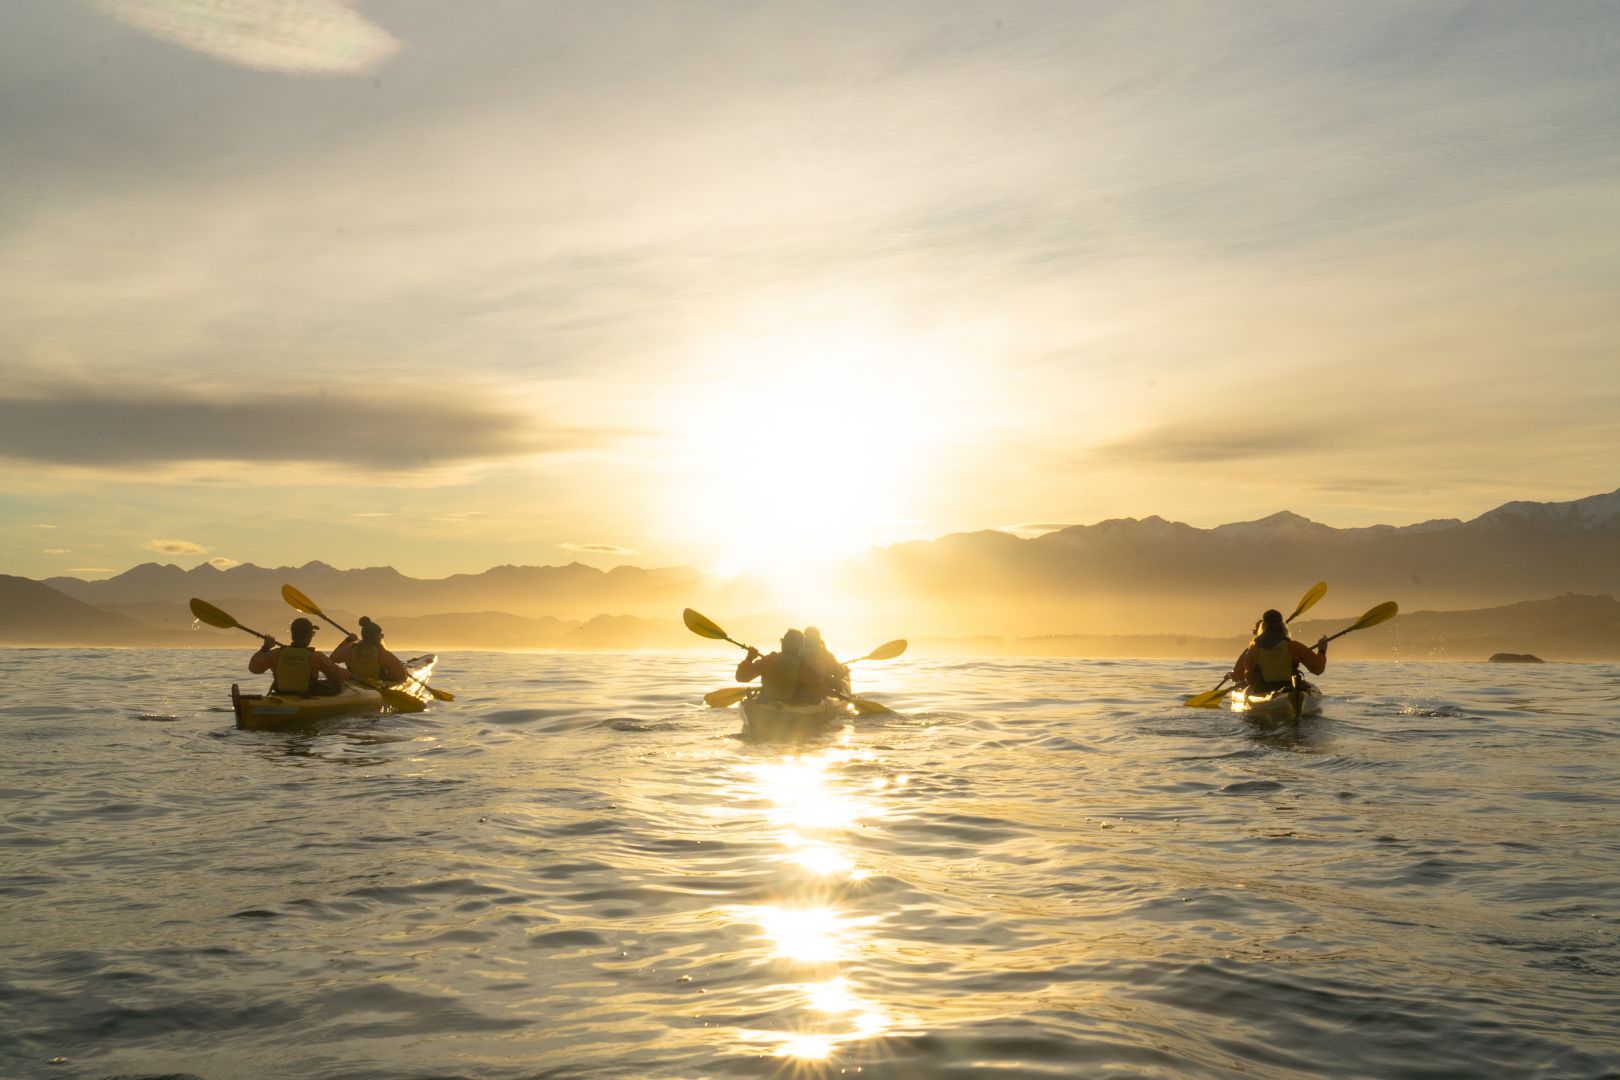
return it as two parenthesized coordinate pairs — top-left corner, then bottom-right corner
(2, 0), (1618, 584)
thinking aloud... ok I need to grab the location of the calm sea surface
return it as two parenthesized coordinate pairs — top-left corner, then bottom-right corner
(2, 648), (1618, 1079)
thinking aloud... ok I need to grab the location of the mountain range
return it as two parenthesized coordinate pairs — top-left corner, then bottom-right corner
(840, 487), (1620, 636)
(5, 486), (1619, 658)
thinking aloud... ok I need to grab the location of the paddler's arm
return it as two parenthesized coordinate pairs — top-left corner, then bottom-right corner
(329, 636), (357, 664)
(1292, 638), (1327, 675)
(247, 638), (276, 674)
(1229, 646), (1253, 686)
(735, 647), (766, 682)
(313, 651), (349, 684)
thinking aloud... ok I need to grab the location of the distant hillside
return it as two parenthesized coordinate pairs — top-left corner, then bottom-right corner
(11, 486), (1620, 653)
(840, 488), (1620, 636)
(43, 559), (733, 621)
(0, 574), (149, 644)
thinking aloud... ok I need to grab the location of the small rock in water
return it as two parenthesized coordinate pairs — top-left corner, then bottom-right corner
(1488, 653), (1545, 663)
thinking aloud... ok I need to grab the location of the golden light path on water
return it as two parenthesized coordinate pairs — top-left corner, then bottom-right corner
(713, 738), (910, 1062)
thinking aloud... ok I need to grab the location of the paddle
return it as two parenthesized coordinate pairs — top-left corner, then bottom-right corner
(704, 686), (752, 708)
(842, 639), (908, 664)
(189, 597), (425, 713)
(280, 584), (453, 702)
(1183, 678), (1234, 710)
(1183, 581), (1327, 708)
(682, 607), (755, 651)
(1287, 581), (1328, 624)
(1321, 600), (1399, 644)
(685, 608), (890, 715)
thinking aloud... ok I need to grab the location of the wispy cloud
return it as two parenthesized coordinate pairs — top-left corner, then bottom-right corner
(96, 0), (398, 75)
(42, 547), (70, 555)
(0, 386), (577, 473)
(1094, 423), (1348, 466)
(561, 542), (639, 556)
(207, 555), (241, 569)
(146, 538), (208, 555)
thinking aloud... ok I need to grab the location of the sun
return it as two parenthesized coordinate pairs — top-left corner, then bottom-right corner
(659, 321), (981, 603)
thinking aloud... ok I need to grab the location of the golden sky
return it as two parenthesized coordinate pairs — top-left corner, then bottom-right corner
(2, 1), (1618, 583)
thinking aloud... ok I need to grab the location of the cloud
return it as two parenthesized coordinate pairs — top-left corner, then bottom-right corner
(147, 538), (208, 555)
(207, 556), (242, 569)
(0, 387), (579, 473)
(561, 542), (640, 556)
(96, 0), (398, 75)
(1093, 423), (1350, 466)
(31, 523), (57, 529)
(42, 548), (71, 555)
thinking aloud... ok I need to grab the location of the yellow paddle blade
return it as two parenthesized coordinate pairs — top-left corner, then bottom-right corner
(280, 583), (323, 618)
(858, 639), (908, 662)
(1183, 687), (1228, 709)
(704, 686), (751, 708)
(418, 682), (454, 702)
(372, 682), (428, 713)
(847, 694), (889, 716)
(683, 608), (729, 641)
(1287, 581), (1327, 623)
(1348, 600), (1399, 632)
(189, 598), (239, 630)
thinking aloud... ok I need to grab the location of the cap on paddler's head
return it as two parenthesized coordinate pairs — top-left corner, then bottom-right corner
(290, 617), (317, 638)
(1259, 609), (1284, 629)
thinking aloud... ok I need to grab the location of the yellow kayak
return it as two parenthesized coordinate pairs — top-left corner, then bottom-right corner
(1226, 679), (1323, 721)
(231, 655), (438, 730)
(739, 695), (852, 741)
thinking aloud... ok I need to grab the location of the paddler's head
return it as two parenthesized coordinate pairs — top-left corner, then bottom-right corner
(781, 628), (806, 656)
(1254, 608), (1286, 643)
(289, 617), (317, 646)
(804, 626), (824, 649)
(359, 616), (383, 644)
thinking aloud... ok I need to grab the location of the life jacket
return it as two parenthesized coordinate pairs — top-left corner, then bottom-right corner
(760, 652), (803, 704)
(274, 646), (315, 694)
(348, 642), (382, 682)
(1252, 641), (1297, 689)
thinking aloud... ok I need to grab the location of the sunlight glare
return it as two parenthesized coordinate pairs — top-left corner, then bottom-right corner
(660, 317), (988, 602)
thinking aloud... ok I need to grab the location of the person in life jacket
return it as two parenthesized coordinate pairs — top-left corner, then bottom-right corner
(1229, 608), (1327, 692)
(802, 627), (851, 697)
(330, 616), (409, 684)
(247, 616), (348, 695)
(735, 629), (831, 705)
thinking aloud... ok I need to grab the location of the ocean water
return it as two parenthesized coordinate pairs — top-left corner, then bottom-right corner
(2, 647), (1618, 1080)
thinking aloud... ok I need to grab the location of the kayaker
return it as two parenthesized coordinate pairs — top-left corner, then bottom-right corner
(1229, 608), (1327, 692)
(330, 616), (409, 685)
(247, 616), (348, 696)
(736, 629), (830, 705)
(802, 627), (851, 696)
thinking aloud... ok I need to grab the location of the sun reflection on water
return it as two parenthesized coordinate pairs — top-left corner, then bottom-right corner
(720, 747), (902, 1064)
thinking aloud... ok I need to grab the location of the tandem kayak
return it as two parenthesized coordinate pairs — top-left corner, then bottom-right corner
(231, 655), (438, 730)
(739, 694), (852, 741)
(1226, 680), (1323, 721)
